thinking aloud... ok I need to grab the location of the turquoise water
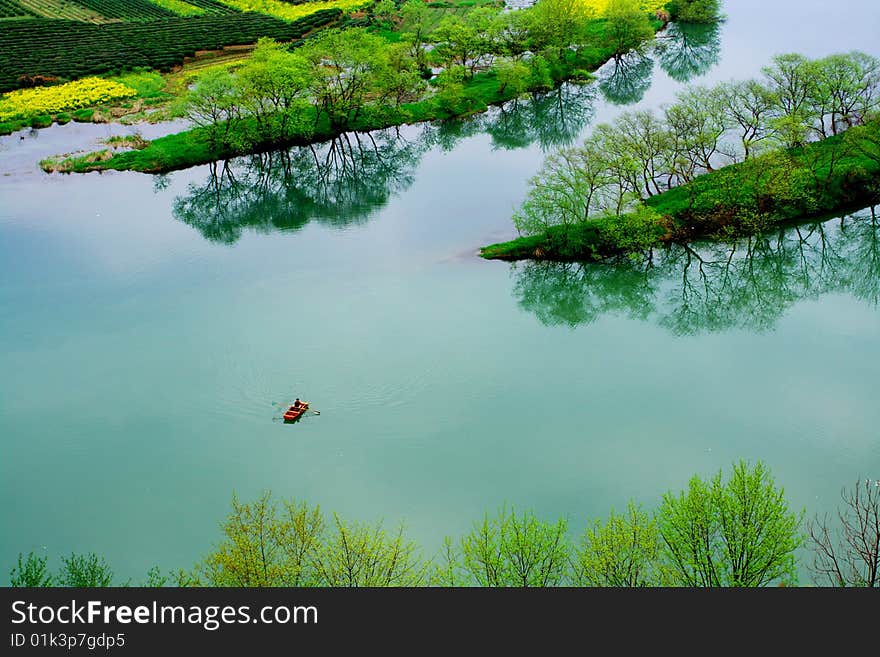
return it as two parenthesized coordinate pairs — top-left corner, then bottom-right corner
(1, 0), (879, 580)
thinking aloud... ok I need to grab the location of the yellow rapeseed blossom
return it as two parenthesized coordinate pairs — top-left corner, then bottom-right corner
(216, 0), (368, 21)
(580, 0), (669, 14)
(0, 78), (138, 122)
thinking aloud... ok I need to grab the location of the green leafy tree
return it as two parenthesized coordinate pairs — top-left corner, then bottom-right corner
(57, 553), (114, 587)
(432, 9), (497, 79)
(301, 28), (390, 130)
(813, 52), (880, 135)
(194, 492), (325, 586)
(489, 9), (533, 62)
(432, 65), (469, 114)
(513, 144), (612, 238)
(373, 0), (397, 28)
(719, 79), (778, 160)
(143, 565), (169, 587)
(527, 54), (555, 92)
(572, 502), (662, 587)
(400, 0), (432, 76)
(605, 0), (655, 58)
(375, 42), (425, 110)
(236, 38), (313, 144)
(184, 68), (240, 151)
(442, 507), (571, 586)
(657, 461), (802, 587)
(609, 109), (674, 197)
(9, 552), (52, 587)
(311, 514), (429, 586)
(526, 0), (596, 59)
(664, 84), (730, 177)
(495, 60), (531, 98)
(762, 53), (818, 135)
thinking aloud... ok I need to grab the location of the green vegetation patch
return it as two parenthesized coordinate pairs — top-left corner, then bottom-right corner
(485, 49), (880, 260)
(46, 1), (669, 174)
(483, 120), (880, 261)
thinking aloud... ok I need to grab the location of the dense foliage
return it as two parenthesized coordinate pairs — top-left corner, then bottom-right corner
(0, 10), (342, 92)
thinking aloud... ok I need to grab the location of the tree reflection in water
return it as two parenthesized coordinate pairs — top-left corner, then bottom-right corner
(173, 128), (426, 244)
(512, 209), (880, 335)
(174, 85), (600, 243)
(483, 84), (597, 151)
(173, 22), (725, 244)
(655, 21), (722, 83)
(420, 83), (597, 154)
(598, 52), (655, 106)
(598, 20), (722, 105)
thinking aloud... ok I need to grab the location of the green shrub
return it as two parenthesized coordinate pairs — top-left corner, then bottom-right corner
(71, 108), (95, 122)
(29, 114), (52, 128)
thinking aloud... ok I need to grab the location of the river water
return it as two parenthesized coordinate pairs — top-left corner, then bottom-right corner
(1, 0), (878, 580)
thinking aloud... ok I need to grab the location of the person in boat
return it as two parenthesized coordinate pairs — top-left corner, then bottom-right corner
(293, 398), (302, 409)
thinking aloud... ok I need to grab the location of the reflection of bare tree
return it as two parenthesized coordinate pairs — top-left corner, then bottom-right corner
(655, 22), (722, 83)
(173, 129), (426, 244)
(598, 52), (655, 106)
(513, 209), (880, 334)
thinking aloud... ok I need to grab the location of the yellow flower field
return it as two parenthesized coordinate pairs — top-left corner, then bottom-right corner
(0, 78), (138, 122)
(216, 0), (368, 21)
(580, 0), (669, 14)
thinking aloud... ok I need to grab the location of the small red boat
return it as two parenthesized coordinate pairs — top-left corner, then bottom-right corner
(283, 401), (309, 422)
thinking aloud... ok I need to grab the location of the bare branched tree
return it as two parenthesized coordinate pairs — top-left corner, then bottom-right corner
(807, 479), (880, 587)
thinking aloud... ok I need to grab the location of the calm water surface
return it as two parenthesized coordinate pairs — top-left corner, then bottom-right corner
(1, 0), (879, 578)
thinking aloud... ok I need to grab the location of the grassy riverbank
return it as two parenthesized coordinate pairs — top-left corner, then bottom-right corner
(482, 120), (880, 261)
(42, 15), (665, 174)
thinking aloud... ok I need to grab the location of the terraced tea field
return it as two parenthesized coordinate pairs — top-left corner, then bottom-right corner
(0, 0), (346, 92)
